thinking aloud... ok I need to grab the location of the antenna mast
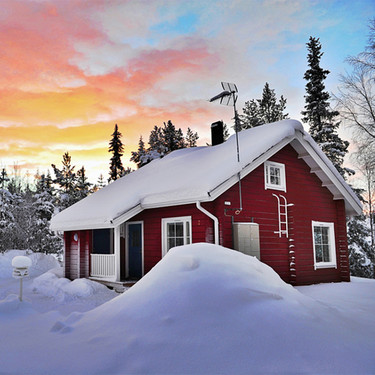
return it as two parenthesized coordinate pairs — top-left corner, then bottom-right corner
(209, 82), (241, 162)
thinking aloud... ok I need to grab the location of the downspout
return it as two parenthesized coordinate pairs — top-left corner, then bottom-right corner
(196, 201), (219, 245)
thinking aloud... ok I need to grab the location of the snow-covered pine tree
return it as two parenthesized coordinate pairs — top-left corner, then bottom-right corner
(108, 124), (125, 182)
(347, 213), (374, 278)
(241, 82), (288, 129)
(30, 173), (62, 255)
(347, 187), (374, 278)
(76, 166), (92, 201)
(130, 136), (148, 169)
(51, 152), (79, 209)
(162, 120), (186, 153)
(0, 168), (15, 252)
(302, 36), (351, 179)
(131, 122), (199, 169)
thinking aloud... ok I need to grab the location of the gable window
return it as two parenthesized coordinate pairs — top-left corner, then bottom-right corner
(312, 221), (337, 269)
(264, 161), (286, 192)
(162, 216), (192, 256)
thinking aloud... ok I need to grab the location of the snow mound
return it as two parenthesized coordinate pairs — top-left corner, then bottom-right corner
(55, 244), (318, 374)
(0, 294), (34, 318)
(0, 250), (60, 279)
(32, 271), (112, 303)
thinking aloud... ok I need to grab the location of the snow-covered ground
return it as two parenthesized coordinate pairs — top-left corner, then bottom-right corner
(0, 245), (374, 375)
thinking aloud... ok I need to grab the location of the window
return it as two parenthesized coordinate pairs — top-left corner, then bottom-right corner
(162, 216), (192, 256)
(264, 161), (286, 191)
(92, 229), (114, 254)
(312, 221), (337, 269)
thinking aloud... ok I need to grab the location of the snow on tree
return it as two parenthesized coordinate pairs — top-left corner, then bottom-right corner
(108, 124), (125, 182)
(131, 121), (199, 169)
(301, 36), (351, 179)
(0, 169), (15, 252)
(241, 82), (288, 129)
(29, 173), (62, 255)
(130, 136), (148, 169)
(347, 213), (374, 278)
(76, 166), (92, 201)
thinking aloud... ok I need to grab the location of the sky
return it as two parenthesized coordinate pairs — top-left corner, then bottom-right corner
(0, 0), (374, 183)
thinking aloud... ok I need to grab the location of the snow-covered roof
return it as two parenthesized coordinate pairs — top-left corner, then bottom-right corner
(50, 119), (361, 231)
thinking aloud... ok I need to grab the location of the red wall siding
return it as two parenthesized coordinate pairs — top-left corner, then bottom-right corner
(212, 144), (349, 285)
(131, 204), (215, 274)
(64, 230), (92, 280)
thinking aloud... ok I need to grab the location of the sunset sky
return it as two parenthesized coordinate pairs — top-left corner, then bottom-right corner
(1, 0), (374, 182)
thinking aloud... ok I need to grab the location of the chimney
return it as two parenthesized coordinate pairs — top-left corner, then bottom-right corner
(211, 121), (224, 146)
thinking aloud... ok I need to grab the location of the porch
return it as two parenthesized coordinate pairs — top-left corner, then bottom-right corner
(89, 222), (143, 284)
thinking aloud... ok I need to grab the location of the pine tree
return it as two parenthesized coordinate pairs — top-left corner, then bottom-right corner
(241, 82), (288, 129)
(185, 127), (199, 147)
(162, 120), (186, 153)
(302, 36), (351, 178)
(51, 152), (79, 209)
(30, 173), (62, 254)
(131, 121), (199, 169)
(0, 168), (9, 189)
(76, 166), (92, 201)
(96, 174), (107, 190)
(0, 168), (15, 252)
(347, 213), (374, 278)
(130, 136), (148, 169)
(108, 124), (125, 182)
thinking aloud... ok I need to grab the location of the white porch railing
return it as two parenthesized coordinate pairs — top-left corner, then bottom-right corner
(90, 254), (116, 278)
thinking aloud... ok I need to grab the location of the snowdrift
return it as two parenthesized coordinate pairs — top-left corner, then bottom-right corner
(31, 243), (373, 375)
(1, 244), (375, 374)
(0, 250), (60, 279)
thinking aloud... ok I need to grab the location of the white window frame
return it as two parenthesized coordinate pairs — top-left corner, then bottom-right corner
(161, 216), (192, 257)
(264, 161), (286, 192)
(312, 221), (337, 270)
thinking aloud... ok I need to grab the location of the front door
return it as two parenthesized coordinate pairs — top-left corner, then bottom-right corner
(127, 222), (143, 279)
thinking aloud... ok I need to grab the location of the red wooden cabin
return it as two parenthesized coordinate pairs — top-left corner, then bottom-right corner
(51, 120), (361, 286)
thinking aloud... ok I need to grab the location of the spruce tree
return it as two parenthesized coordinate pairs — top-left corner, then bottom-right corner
(130, 136), (148, 169)
(162, 120), (186, 153)
(96, 174), (107, 190)
(51, 152), (79, 209)
(185, 127), (199, 147)
(302, 37), (350, 178)
(30, 173), (62, 255)
(0, 168), (15, 252)
(241, 82), (288, 129)
(131, 121), (199, 169)
(76, 166), (92, 201)
(108, 124), (125, 182)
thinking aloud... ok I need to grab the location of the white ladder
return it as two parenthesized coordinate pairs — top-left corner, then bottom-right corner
(273, 194), (294, 238)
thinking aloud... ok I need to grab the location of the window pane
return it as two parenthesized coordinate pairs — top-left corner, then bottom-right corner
(322, 244), (330, 262)
(175, 222), (184, 237)
(168, 223), (175, 237)
(315, 244), (323, 262)
(270, 166), (280, 185)
(175, 237), (184, 247)
(168, 238), (175, 250)
(314, 227), (322, 244)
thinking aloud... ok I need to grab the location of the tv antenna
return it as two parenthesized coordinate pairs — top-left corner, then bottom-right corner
(209, 82), (241, 162)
